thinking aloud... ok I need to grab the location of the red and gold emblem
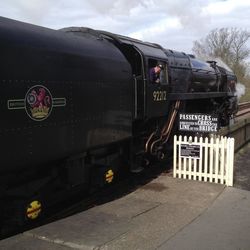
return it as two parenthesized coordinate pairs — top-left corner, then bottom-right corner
(7, 84), (66, 121)
(25, 85), (53, 121)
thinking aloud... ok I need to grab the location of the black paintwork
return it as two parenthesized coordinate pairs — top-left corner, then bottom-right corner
(0, 17), (133, 173)
(0, 17), (238, 221)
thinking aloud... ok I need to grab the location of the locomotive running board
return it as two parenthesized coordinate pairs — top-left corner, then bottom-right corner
(168, 92), (234, 100)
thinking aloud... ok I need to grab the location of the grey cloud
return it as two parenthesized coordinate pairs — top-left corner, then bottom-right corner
(0, 0), (52, 24)
(86, 0), (148, 15)
(0, 0), (250, 53)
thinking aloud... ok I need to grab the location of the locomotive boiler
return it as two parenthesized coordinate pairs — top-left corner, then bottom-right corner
(0, 17), (238, 228)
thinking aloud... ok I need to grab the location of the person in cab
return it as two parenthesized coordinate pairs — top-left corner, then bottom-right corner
(149, 64), (163, 84)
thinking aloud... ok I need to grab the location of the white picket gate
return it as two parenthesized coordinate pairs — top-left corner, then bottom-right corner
(173, 135), (235, 186)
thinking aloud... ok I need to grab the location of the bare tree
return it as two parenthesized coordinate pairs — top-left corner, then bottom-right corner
(192, 28), (250, 81)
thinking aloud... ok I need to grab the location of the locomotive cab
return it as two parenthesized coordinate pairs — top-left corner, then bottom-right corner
(99, 33), (170, 120)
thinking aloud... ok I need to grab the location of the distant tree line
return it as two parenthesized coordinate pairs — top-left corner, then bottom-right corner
(192, 28), (250, 101)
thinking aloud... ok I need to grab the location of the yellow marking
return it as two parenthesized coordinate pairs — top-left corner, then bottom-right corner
(105, 169), (114, 183)
(26, 200), (42, 220)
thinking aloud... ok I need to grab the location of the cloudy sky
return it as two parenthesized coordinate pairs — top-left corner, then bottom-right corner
(0, 0), (250, 54)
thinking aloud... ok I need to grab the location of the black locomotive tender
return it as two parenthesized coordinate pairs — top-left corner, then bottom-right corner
(0, 17), (237, 225)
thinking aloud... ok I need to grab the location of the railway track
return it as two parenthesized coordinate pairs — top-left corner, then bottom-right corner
(236, 101), (250, 118)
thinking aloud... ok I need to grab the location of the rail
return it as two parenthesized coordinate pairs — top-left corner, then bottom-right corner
(238, 101), (250, 111)
(217, 102), (250, 151)
(236, 101), (250, 118)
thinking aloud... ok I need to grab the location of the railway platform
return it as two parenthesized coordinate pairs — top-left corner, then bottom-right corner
(1, 158), (250, 250)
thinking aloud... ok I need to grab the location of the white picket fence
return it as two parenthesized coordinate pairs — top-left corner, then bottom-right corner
(173, 135), (235, 186)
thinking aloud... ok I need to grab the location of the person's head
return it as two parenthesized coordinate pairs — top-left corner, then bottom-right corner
(155, 64), (163, 73)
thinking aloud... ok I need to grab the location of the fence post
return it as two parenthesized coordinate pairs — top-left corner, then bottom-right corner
(209, 137), (214, 183)
(183, 136), (187, 179)
(198, 137), (203, 181)
(214, 137), (219, 183)
(204, 137), (208, 182)
(227, 138), (235, 186)
(173, 135), (177, 178)
(193, 136), (198, 180)
(178, 135), (182, 178)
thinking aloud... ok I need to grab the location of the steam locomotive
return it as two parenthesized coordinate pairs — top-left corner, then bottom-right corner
(0, 17), (237, 227)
